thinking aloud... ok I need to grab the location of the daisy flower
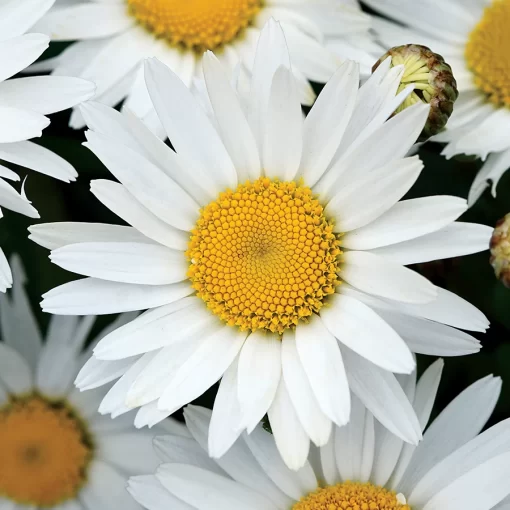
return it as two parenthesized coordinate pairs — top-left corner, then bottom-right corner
(127, 363), (510, 510)
(363, 0), (510, 205)
(30, 20), (491, 469)
(0, 0), (95, 292)
(31, 0), (372, 129)
(0, 256), (178, 510)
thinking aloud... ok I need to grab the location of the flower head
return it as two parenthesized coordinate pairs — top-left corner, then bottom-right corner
(0, 256), (168, 509)
(30, 21), (491, 470)
(128, 364), (510, 510)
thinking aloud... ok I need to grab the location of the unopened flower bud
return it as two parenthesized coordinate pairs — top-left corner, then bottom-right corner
(373, 44), (458, 142)
(490, 213), (510, 288)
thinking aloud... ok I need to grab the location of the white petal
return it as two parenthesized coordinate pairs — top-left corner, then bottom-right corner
(369, 222), (492, 265)
(238, 331), (282, 433)
(209, 357), (245, 459)
(281, 330), (332, 447)
(421, 452), (510, 510)
(0, 106), (49, 144)
(0, 249), (12, 293)
(91, 180), (188, 251)
(29, 222), (152, 250)
(156, 463), (276, 510)
(263, 65), (302, 181)
(244, 424), (316, 500)
(84, 130), (199, 231)
(0, 34), (48, 82)
(321, 293), (414, 373)
(144, 58), (237, 194)
(0, 77), (94, 115)
(397, 375), (502, 496)
(342, 346), (422, 445)
(269, 376), (311, 471)
(42, 277), (192, 315)
(0, 141), (77, 182)
(157, 326), (248, 413)
(413, 359), (444, 430)
(0, 343), (32, 393)
(342, 196), (468, 250)
(299, 60), (359, 187)
(202, 52), (260, 183)
(0, 0), (54, 40)
(341, 251), (437, 304)
(295, 316), (350, 427)
(334, 394), (375, 482)
(50, 241), (187, 285)
(410, 419), (510, 508)
(33, 3), (134, 40)
(128, 475), (195, 510)
(75, 356), (134, 391)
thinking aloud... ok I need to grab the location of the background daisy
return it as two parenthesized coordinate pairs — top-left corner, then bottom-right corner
(363, 0), (510, 205)
(31, 0), (372, 131)
(0, 255), (182, 510)
(0, 0), (95, 292)
(127, 364), (510, 510)
(30, 21), (492, 469)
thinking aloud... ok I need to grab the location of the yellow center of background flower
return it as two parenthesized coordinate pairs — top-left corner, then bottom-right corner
(187, 178), (341, 334)
(0, 395), (93, 507)
(127, 0), (262, 52)
(465, 0), (510, 107)
(292, 481), (411, 510)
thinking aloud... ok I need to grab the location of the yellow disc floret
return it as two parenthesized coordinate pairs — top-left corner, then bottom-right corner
(127, 0), (262, 52)
(466, 0), (510, 107)
(292, 481), (411, 510)
(187, 178), (341, 334)
(0, 395), (93, 507)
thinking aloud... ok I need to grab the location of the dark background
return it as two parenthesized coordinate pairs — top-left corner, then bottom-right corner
(3, 31), (509, 427)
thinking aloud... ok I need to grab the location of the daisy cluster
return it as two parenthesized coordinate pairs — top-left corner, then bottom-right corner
(0, 0), (509, 509)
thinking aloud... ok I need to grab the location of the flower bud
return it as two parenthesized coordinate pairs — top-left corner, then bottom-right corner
(490, 213), (510, 288)
(373, 44), (458, 142)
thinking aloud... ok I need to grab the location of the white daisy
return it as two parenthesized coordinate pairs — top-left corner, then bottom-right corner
(0, 256), (181, 510)
(0, 0), (95, 292)
(363, 0), (510, 205)
(31, 0), (372, 130)
(127, 364), (510, 510)
(30, 20), (491, 470)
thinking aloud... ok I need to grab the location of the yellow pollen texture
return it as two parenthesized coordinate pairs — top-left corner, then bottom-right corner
(187, 178), (341, 334)
(127, 0), (262, 52)
(0, 395), (93, 507)
(465, 0), (510, 107)
(292, 481), (411, 510)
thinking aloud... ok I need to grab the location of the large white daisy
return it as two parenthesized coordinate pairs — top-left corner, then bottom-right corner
(0, 0), (95, 292)
(31, 0), (372, 130)
(0, 256), (180, 510)
(127, 364), (510, 510)
(364, 0), (510, 205)
(30, 21), (491, 470)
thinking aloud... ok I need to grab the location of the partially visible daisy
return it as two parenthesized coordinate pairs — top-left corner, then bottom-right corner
(30, 20), (491, 469)
(0, 256), (180, 510)
(128, 364), (510, 510)
(364, 0), (510, 205)
(31, 0), (372, 130)
(0, 0), (95, 291)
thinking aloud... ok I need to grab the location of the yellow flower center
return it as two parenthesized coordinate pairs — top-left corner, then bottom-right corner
(126, 0), (262, 52)
(0, 394), (93, 507)
(465, 0), (510, 107)
(187, 178), (341, 334)
(292, 481), (411, 510)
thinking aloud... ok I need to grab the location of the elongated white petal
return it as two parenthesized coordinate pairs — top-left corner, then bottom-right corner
(238, 331), (282, 433)
(295, 317), (350, 427)
(50, 242), (187, 285)
(341, 251), (437, 304)
(342, 346), (422, 445)
(281, 330), (332, 447)
(321, 293), (414, 373)
(128, 475), (195, 510)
